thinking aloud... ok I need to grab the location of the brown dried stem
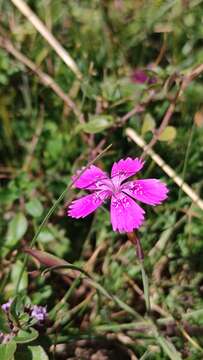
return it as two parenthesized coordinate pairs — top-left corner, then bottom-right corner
(126, 128), (203, 211)
(0, 36), (85, 124)
(143, 63), (203, 155)
(10, 0), (82, 79)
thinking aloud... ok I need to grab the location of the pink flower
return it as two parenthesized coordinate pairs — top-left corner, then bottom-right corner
(67, 158), (168, 233)
(131, 69), (157, 85)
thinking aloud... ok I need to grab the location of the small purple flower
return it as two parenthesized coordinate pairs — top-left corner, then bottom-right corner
(1, 300), (47, 325)
(1, 299), (12, 312)
(67, 158), (168, 233)
(131, 69), (157, 85)
(31, 305), (47, 323)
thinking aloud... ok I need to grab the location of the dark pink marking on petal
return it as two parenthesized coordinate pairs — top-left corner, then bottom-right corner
(110, 193), (145, 233)
(72, 165), (109, 190)
(68, 191), (110, 219)
(122, 179), (169, 206)
(111, 157), (144, 186)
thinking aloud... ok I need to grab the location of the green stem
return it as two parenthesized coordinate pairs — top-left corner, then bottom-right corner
(43, 264), (142, 322)
(88, 277), (142, 319)
(15, 188), (69, 294)
(133, 234), (151, 313)
(140, 350), (151, 360)
(140, 260), (151, 313)
(49, 276), (81, 320)
(15, 144), (112, 294)
(177, 122), (195, 206)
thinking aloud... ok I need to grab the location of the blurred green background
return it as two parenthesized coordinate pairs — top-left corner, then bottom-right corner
(0, 0), (203, 359)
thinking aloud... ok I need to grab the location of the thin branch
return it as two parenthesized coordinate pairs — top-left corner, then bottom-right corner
(183, 63), (203, 86)
(0, 36), (85, 124)
(154, 33), (167, 66)
(119, 90), (155, 126)
(144, 63), (203, 154)
(143, 86), (181, 155)
(10, 0), (82, 79)
(125, 128), (203, 211)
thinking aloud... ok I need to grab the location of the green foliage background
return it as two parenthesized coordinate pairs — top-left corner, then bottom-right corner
(0, 0), (203, 359)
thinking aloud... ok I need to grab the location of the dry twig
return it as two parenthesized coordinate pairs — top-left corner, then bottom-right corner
(125, 128), (203, 211)
(143, 63), (203, 154)
(0, 36), (85, 124)
(10, 0), (82, 79)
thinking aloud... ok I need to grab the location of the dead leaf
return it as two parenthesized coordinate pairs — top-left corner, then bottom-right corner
(194, 110), (203, 128)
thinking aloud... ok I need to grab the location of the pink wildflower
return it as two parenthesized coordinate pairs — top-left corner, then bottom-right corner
(67, 158), (168, 233)
(131, 69), (157, 85)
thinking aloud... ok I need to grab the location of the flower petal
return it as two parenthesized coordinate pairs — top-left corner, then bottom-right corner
(111, 157), (144, 184)
(122, 179), (168, 206)
(72, 165), (108, 190)
(110, 193), (145, 233)
(68, 191), (110, 218)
